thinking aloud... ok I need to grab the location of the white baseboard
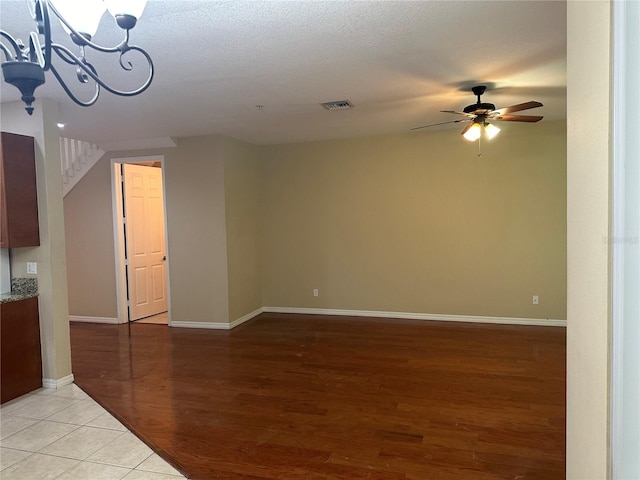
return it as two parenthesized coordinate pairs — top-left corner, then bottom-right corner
(85, 307), (565, 331)
(42, 373), (75, 389)
(229, 307), (264, 328)
(169, 321), (229, 330)
(69, 316), (120, 324)
(262, 307), (567, 327)
(171, 307), (264, 330)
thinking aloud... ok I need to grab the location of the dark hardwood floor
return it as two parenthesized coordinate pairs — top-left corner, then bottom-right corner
(70, 313), (566, 479)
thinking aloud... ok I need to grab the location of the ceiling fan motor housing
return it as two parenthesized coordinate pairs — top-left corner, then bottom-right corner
(463, 102), (496, 114)
(464, 85), (495, 114)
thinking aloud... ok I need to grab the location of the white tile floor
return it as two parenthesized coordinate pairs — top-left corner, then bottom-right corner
(0, 384), (186, 479)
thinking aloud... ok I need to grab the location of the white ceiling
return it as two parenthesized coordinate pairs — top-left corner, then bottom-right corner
(0, 0), (566, 148)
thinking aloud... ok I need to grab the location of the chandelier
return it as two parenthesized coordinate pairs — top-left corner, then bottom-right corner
(1, 0), (153, 115)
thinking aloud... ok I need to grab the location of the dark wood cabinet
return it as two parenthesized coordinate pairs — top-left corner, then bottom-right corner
(1, 297), (42, 403)
(0, 131), (40, 248)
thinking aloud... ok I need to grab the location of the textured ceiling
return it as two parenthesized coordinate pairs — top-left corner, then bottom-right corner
(0, 0), (566, 147)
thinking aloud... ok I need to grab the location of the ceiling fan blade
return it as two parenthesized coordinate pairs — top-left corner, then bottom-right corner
(440, 110), (475, 117)
(411, 119), (470, 131)
(493, 101), (543, 116)
(494, 114), (544, 122)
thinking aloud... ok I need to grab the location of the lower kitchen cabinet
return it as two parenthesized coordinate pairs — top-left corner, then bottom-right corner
(1, 297), (42, 403)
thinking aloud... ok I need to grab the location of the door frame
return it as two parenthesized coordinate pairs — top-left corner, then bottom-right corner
(611, 0), (640, 477)
(111, 155), (171, 325)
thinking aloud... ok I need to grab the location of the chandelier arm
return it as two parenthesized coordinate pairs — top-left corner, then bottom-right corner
(112, 47), (154, 94)
(50, 43), (154, 97)
(0, 32), (25, 60)
(36, 0), (52, 70)
(0, 42), (15, 62)
(48, 62), (100, 107)
(51, 44), (97, 84)
(50, 43), (85, 66)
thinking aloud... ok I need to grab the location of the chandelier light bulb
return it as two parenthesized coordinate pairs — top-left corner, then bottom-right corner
(484, 123), (501, 140)
(463, 123), (482, 141)
(105, 0), (148, 22)
(50, 0), (106, 39)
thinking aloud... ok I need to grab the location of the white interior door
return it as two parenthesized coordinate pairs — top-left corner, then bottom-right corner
(123, 163), (168, 321)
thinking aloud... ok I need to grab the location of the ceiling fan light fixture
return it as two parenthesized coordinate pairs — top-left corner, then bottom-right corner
(463, 123), (482, 141)
(484, 122), (500, 139)
(411, 85), (543, 145)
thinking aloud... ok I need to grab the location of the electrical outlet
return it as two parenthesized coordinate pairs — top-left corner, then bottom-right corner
(532, 295), (539, 305)
(27, 262), (37, 275)
(313, 289), (319, 297)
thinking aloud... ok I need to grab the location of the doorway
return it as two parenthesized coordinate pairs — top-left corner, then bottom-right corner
(112, 156), (170, 325)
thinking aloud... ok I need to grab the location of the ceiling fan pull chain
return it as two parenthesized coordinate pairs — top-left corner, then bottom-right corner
(477, 135), (482, 158)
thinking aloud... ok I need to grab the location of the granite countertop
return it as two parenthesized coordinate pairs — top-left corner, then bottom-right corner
(0, 278), (38, 304)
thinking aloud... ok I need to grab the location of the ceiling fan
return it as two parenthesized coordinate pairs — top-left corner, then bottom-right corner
(412, 86), (543, 141)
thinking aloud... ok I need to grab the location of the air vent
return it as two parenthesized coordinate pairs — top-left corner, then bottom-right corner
(320, 100), (353, 111)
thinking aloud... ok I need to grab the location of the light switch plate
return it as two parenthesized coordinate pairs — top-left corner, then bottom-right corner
(27, 262), (37, 274)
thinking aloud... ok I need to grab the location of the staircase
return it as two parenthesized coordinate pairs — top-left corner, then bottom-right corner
(60, 137), (105, 197)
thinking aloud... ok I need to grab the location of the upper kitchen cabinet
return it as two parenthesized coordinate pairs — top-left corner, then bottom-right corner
(0, 132), (40, 248)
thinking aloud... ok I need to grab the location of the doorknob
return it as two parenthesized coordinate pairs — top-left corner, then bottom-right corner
(162, 256), (166, 261)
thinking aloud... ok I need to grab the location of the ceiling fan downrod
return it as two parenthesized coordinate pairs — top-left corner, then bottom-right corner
(472, 85), (486, 103)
